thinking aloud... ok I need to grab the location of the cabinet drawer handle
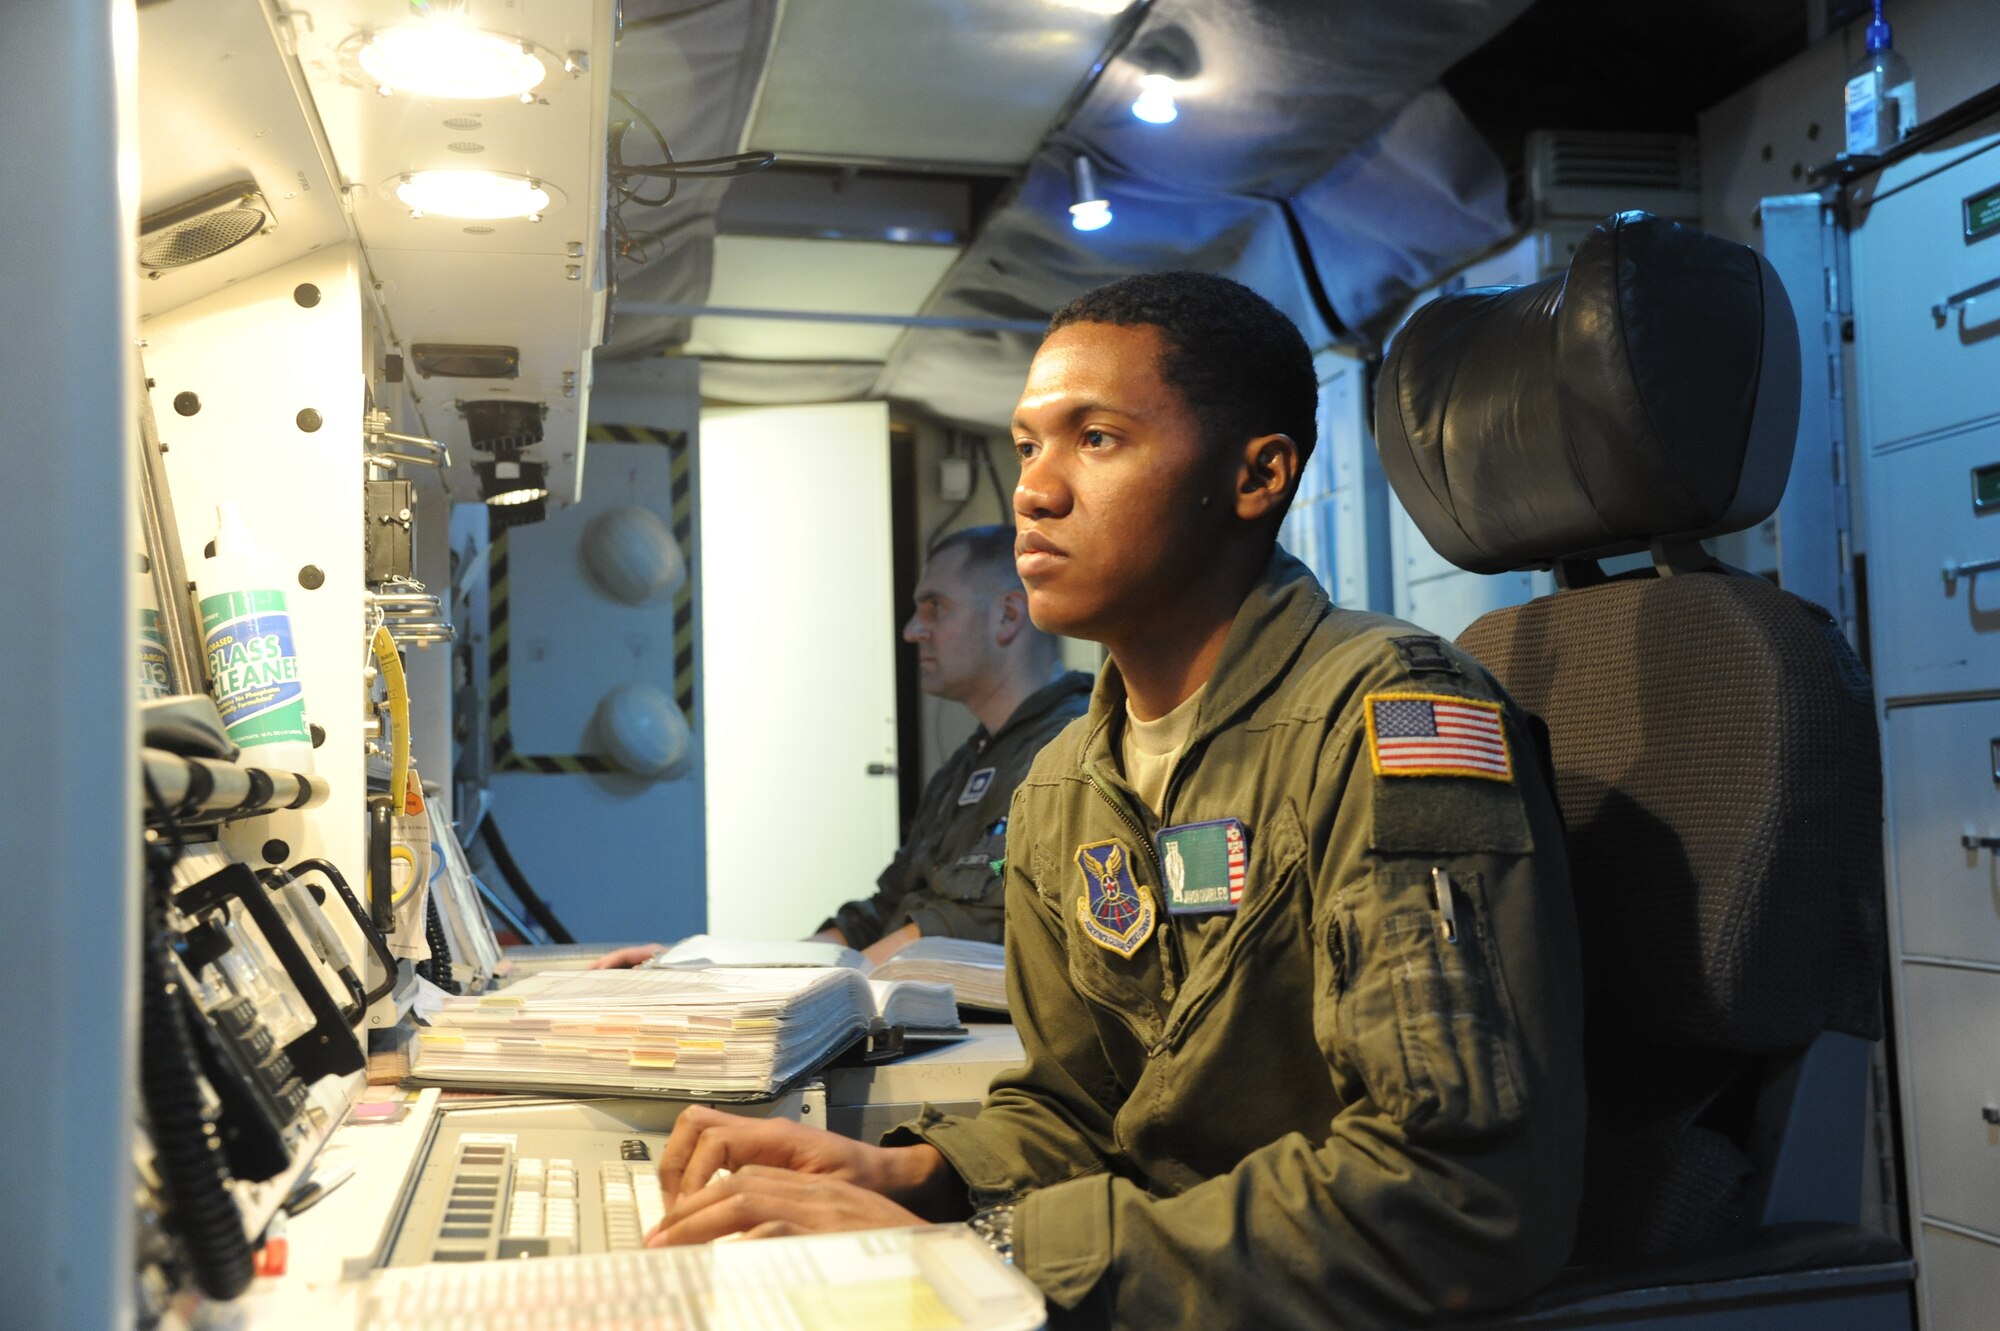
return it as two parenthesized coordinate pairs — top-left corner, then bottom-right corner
(1941, 555), (2000, 588)
(1984, 1105), (2000, 1126)
(1933, 273), (2000, 325)
(1962, 834), (2000, 852)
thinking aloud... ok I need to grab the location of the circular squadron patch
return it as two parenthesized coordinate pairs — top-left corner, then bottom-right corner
(1074, 838), (1157, 958)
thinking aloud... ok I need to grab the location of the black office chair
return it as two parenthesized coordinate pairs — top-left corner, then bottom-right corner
(1375, 212), (1914, 1329)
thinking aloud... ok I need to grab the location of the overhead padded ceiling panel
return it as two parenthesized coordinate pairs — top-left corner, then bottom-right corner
(684, 235), (961, 362)
(745, 0), (1125, 166)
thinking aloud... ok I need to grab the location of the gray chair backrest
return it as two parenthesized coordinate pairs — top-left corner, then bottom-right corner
(1377, 213), (1885, 1262)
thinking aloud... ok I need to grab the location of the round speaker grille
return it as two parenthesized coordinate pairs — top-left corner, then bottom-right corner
(139, 206), (265, 270)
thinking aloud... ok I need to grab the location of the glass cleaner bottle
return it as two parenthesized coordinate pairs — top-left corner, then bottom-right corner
(1845, 0), (1917, 156)
(197, 502), (316, 773)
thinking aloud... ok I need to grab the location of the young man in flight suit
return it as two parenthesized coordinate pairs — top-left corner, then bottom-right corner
(643, 272), (1587, 1328)
(596, 524), (1090, 967)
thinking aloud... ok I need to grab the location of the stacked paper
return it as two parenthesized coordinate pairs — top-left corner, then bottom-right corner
(870, 938), (1008, 1012)
(412, 966), (956, 1098)
(653, 934), (867, 971)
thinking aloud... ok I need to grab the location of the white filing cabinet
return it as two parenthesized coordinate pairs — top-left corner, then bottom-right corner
(1852, 128), (2000, 1329)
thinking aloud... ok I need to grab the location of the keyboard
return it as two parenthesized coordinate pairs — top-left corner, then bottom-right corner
(383, 1092), (822, 1267)
(361, 1225), (1046, 1331)
(423, 1138), (670, 1261)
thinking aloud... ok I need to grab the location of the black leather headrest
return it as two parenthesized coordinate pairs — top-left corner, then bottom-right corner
(1375, 212), (1801, 574)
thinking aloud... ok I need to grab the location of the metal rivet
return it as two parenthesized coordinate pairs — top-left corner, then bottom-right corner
(173, 391), (201, 417)
(294, 283), (321, 308)
(298, 564), (325, 590)
(297, 408), (323, 432)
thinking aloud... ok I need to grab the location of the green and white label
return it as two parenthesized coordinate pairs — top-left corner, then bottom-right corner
(1965, 180), (2000, 244)
(1157, 817), (1249, 915)
(137, 608), (171, 701)
(200, 588), (308, 747)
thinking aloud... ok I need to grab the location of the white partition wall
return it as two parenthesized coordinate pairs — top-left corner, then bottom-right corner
(138, 247), (372, 977)
(0, 2), (138, 1326)
(699, 402), (901, 938)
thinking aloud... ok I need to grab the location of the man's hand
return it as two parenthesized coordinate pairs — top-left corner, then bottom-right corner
(654, 1105), (894, 1199)
(588, 943), (665, 970)
(646, 1106), (962, 1246)
(861, 922), (921, 967)
(647, 1166), (925, 1246)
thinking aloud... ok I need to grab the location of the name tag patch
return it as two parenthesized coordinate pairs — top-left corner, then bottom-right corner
(957, 767), (997, 806)
(1158, 818), (1249, 914)
(1365, 692), (1512, 783)
(1074, 838), (1156, 957)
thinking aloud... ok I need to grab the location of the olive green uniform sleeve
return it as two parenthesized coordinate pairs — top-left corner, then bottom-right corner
(905, 685), (1584, 1328)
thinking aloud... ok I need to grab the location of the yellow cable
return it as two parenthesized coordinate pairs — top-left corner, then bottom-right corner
(370, 625), (411, 813)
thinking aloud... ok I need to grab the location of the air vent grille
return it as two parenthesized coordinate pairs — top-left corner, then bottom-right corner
(1525, 132), (1700, 221)
(138, 180), (272, 271)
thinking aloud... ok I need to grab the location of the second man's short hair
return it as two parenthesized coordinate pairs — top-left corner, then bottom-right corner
(929, 523), (1021, 590)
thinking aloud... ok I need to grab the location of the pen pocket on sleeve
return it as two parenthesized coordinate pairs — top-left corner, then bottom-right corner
(1339, 868), (1526, 1139)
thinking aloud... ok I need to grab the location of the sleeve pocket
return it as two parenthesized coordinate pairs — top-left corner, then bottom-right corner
(1337, 868), (1527, 1139)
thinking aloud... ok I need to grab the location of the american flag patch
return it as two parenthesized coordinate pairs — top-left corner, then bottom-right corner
(1365, 692), (1512, 782)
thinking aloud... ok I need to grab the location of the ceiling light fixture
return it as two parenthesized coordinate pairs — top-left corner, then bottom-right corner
(393, 170), (554, 221)
(357, 23), (547, 101)
(1131, 73), (1179, 125)
(1068, 157), (1112, 233)
(1125, 26), (1199, 127)
(475, 458), (550, 528)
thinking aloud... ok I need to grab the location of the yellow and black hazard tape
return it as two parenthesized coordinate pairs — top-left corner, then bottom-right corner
(487, 425), (695, 776)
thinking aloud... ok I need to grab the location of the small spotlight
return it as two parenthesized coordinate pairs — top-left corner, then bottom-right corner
(357, 23), (546, 101)
(475, 457), (550, 528)
(393, 170), (554, 221)
(1131, 73), (1179, 124)
(1069, 157), (1112, 233)
(1126, 28), (1199, 127)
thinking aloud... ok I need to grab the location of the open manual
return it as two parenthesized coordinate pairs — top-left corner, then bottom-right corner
(410, 966), (959, 1100)
(653, 934), (1009, 1014)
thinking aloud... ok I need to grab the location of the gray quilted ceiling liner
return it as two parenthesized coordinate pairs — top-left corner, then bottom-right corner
(603, 0), (1534, 428)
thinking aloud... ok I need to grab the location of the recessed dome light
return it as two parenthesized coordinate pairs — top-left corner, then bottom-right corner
(393, 170), (555, 221)
(358, 24), (546, 100)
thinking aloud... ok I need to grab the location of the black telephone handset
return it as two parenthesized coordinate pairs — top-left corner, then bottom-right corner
(139, 777), (370, 1303)
(140, 824), (258, 1302)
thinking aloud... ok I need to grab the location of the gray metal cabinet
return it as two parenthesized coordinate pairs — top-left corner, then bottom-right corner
(1852, 142), (2000, 450)
(1897, 963), (2000, 1237)
(1911, 1225), (2000, 1331)
(1854, 128), (2000, 1331)
(1869, 428), (2000, 703)
(1884, 703), (2000, 964)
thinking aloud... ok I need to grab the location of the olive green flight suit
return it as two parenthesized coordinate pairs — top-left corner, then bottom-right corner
(890, 552), (1585, 1328)
(827, 672), (1093, 948)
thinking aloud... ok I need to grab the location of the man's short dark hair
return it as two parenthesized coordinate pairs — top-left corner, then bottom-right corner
(928, 523), (1021, 589)
(1047, 271), (1318, 471)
